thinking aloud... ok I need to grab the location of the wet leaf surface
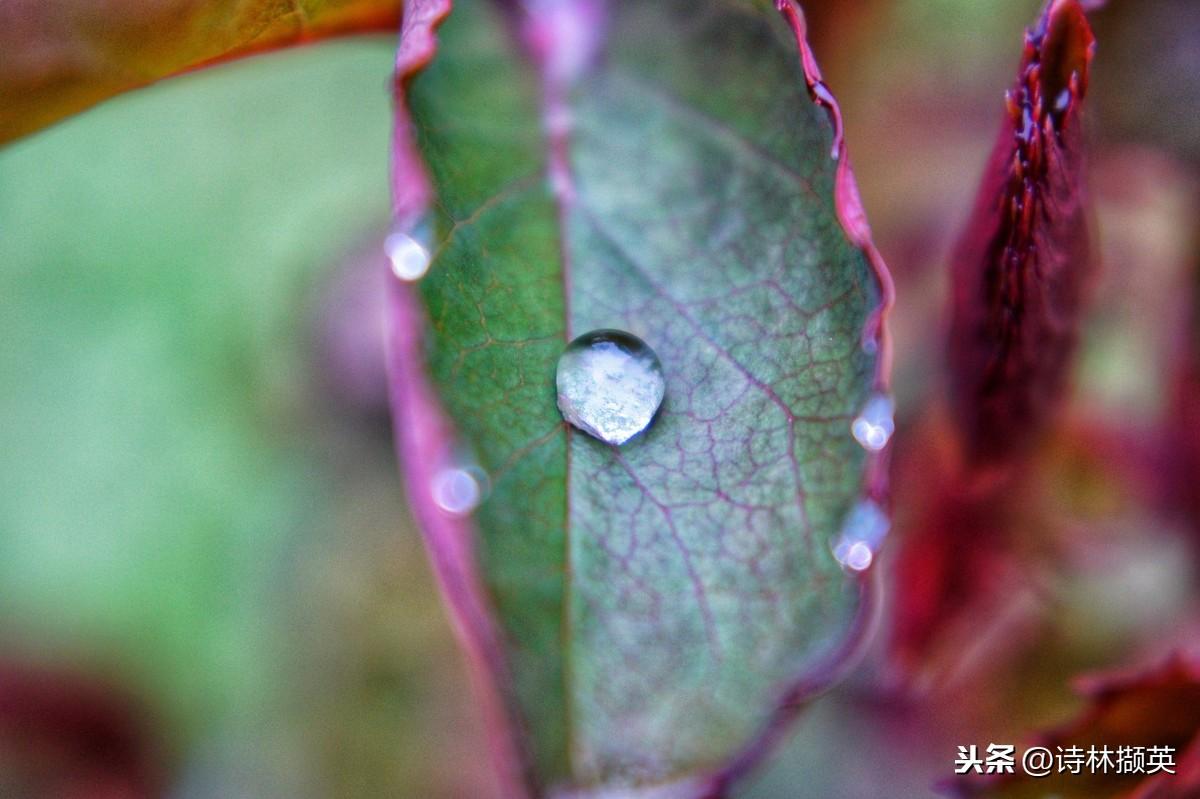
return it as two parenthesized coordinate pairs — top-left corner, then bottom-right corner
(388, 0), (890, 793)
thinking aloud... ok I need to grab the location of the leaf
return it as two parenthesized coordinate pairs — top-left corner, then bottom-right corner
(885, 422), (1040, 686)
(0, 657), (164, 798)
(0, 0), (400, 145)
(1165, 248), (1200, 558)
(947, 0), (1096, 469)
(954, 651), (1200, 798)
(884, 411), (1152, 689)
(386, 0), (892, 794)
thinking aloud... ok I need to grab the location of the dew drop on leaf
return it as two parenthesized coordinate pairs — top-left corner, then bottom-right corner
(832, 499), (890, 572)
(384, 228), (431, 281)
(431, 465), (489, 515)
(851, 392), (895, 452)
(555, 329), (665, 446)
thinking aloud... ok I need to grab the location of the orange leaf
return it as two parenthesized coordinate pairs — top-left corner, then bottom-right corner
(0, 0), (401, 145)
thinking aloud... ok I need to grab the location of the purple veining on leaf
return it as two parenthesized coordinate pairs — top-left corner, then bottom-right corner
(776, 0), (895, 506)
(671, 10), (898, 790)
(698, 571), (881, 799)
(386, 0), (897, 795)
(388, 1), (535, 796)
(384, 271), (535, 799)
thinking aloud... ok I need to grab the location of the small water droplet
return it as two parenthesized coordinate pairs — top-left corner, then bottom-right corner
(1018, 105), (1035, 143)
(556, 329), (665, 445)
(431, 465), (489, 515)
(851, 392), (895, 452)
(832, 499), (889, 572)
(385, 229), (431, 281)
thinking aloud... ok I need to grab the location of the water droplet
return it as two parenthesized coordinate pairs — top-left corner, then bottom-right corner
(556, 329), (665, 445)
(832, 499), (889, 572)
(851, 392), (895, 452)
(385, 229), (431, 282)
(431, 465), (489, 515)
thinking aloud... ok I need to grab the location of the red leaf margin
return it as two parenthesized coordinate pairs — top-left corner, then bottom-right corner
(387, 4), (536, 797)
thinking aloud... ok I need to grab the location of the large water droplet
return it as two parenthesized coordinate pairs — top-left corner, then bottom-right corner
(851, 392), (895, 452)
(556, 329), (665, 445)
(832, 499), (889, 572)
(431, 465), (489, 516)
(385, 228), (431, 281)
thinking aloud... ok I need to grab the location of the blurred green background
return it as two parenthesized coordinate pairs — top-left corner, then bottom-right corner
(0, 37), (495, 797)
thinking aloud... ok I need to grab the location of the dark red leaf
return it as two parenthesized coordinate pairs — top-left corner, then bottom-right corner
(955, 651), (1200, 798)
(1136, 736), (1200, 799)
(947, 0), (1097, 469)
(1164, 252), (1200, 566)
(884, 414), (1051, 688)
(0, 658), (165, 799)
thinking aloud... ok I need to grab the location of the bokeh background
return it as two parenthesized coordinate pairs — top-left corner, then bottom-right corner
(1, 0), (1197, 796)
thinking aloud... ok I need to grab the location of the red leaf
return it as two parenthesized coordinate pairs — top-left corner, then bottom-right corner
(1137, 736), (1200, 799)
(884, 415), (1050, 688)
(1164, 255), (1200, 562)
(947, 0), (1097, 469)
(955, 651), (1200, 798)
(0, 658), (165, 799)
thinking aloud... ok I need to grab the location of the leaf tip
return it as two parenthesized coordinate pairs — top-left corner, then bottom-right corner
(947, 0), (1097, 468)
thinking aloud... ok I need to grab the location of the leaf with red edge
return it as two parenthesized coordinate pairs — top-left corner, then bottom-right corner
(385, 0), (893, 795)
(954, 651), (1200, 798)
(947, 0), (1097, 469)
(0, 0), (401, 145)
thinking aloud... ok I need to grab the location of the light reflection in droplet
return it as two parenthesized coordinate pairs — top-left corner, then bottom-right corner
(385, 230), (431, 281)
(832, 499), (889, 572)
(838, 541), (874, 571)
(431, 465), (489, 516)
(851, 393), (895, 452)
(555, 329), (665, 446)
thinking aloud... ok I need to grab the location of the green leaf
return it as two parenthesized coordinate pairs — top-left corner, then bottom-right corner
(394, 0), (888, 793)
